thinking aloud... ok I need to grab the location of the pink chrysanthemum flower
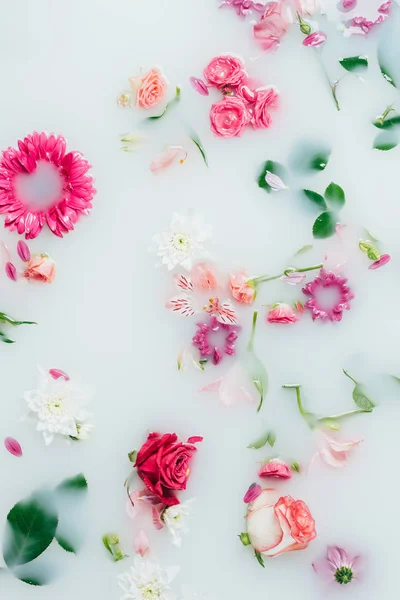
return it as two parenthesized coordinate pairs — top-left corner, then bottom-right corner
(192, 316), (239, 365)
(0, 132), (95, 238)
(302, 269), (354, 322)
(313, 546), (361, 585)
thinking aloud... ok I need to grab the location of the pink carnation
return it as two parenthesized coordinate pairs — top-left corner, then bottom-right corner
(210, 97), (250, 137)
(258, 459), (292, 479)
(267, 303), (299, 324)
(203, 55), (246, 88)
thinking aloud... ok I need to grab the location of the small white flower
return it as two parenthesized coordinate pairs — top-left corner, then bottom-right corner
(118, 557), (179, 600)
(162, 499), (194, 547)
(152, 213), (212, 271)
(24, 367), (93, 445)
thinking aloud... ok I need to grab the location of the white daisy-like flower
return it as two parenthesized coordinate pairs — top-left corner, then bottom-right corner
(152, 213), (212, 271)
(118, 557), (179, 600)
(24, 367), (93, 446)
(162, 499), (194, 547)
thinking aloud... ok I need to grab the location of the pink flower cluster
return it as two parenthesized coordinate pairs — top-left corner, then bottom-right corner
(351, 1), (391, 33)
(192, 316), (239, 365)
(192, 56), (278, 138)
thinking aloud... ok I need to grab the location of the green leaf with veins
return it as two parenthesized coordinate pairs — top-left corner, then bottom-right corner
(324, 182), (345, 210)
(339, 56), (368, 72)
(303, 189), (327, 210)
(312, 211), (337, 239)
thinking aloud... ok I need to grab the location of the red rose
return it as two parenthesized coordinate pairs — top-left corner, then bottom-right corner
(134, 432), (202, 506)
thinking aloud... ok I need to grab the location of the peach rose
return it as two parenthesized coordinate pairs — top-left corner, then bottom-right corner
(210, 97), (250, 137)
(229, 271), (255, 304)
(22, 254), (55, 283)
(246, 489), (316, 557)
(133, 68), (167, 109)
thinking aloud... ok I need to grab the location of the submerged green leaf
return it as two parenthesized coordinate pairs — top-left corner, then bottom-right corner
(373, 130), (398, 151)
(289, 141), (331, 173)
(247, 430), (275, 450)
(324, 182), (345, 210)
(56, 473), (88, 493)
(303, 189), (327, 210)
(353, 384), (374, 412)
(190, 131), (208, 166)
(312, 211), (337, 239)
(257, 160), (286, 193)
(294, 244), (313, 256)
(373, 114), (400, 129)
(56, 534), (76, 554)
(339, 56), (368, 72)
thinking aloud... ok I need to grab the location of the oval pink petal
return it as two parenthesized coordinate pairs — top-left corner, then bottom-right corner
(49, 368), (70, 381)
(17, 240), (31, 262)
(5, 261), (17, 281)
(243, 482), (262, 503)
(303, 31), (327, 47)
(150, 147), (185, 173)
(369, 253), (391, 270)
(189, 76), (209, 96)
(4, 437), (23, 457)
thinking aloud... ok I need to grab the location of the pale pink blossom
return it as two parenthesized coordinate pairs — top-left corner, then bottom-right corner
(200, 362), (258, 407)
(280, 272), (307, 285)
(229, 271), (256, 305)
(132, 68), (167, 109)
(258, 459), (292, 479)
(203, 55), (246, 88)
(303, 31), (327, 47)
(210, 97), (250, 137)
(189, 77), (209, 96)
(134, 530), (150, 557)
(313, 432), (362, 469)
(265, 171), (288, 191)
(313, 545), (362, 585)
(4, 437), (23, 457)
(150, 147), (187, 173)
(369, 253), (391, 270)
(22, 254), (55, 283)
(243, 483), (262, 503)
(267, 303), (300, 324)
(252, 88), (279, 129)
(253, 2), (289, 51)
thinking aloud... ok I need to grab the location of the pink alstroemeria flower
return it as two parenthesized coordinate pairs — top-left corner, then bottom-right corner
(303, 31), (327, 47)
(253, 2), (289, 51)
(267, 303), (300, 324)
(313, 546), (362, 585)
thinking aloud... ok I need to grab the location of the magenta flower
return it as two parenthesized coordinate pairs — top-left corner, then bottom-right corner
(0, 132), (95, 239)
(313, 546), (361, 585)
(192, 316), (239, 365)
(243, 482), (262, 503)
(302, 269), (354, 322)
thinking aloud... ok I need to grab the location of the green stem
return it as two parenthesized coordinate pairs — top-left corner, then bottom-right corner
(318, 409), (366, 423)
(249, 263), (323, 287)
(315, 49), (340, 111)
(248, 311), (258, 351)
(284, 263), (323, 275)
(250, 274), (282, 285)
(342, 369), (358, 385)
(0, 312), (37, 327)
(282, 384), (306, 415)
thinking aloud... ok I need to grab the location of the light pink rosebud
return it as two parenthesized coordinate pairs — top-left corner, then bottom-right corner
(17, 240), (31, 262)
(267, 303), (300, 324)
(280, 272), (307, 285)
(258, 459), (292, 479)
(134, 529), (150, 557)
(265, 170), (288, 191)
(4, 437), (23, 457)
(189, 76), (209, 96)
(302, 31), (327, 47)
(49, 368), (70, 381)
(369, 253), (391, 270)
(243, 482), (262, 503)
(22, 254), (55, 283)
(5, 262), (17, 281)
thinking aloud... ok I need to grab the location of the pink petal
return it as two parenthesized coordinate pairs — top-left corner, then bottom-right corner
(4, 437), (23, 457)
(189, 76), (210, 96)
(134, 529), (150, 557)
(280, 272), (307, 285)
(187, 435), (203, 444)
(265, 171), (288, 191)
(303, 31), (327, 47)
(166, 294), (197, 317)
(49, 368), (70, 381)
(243, 483), (262, 503)
(368, 253), (391, 270)
(150, 146), (187, 173)
(17, 240), (31, 262)
(5, 261), (17, 281)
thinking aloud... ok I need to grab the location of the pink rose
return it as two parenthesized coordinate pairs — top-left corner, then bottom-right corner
(203, 55), (246, 88)
(133, 68), (167, 109)
(210, 97), (250, 137)
(253, 2), (289, 51)
(246, 489), (316, 557)
(22, 254), (55, 283)
(258, 459), (291, 479)
(252, 88), (278, 129)
(267, 303), (299, 324)
(229, 271), (256, 305)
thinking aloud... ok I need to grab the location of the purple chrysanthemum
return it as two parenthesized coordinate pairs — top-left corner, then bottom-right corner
(302, 269), (354, 322)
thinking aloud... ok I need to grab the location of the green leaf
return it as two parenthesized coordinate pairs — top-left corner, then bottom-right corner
(312, 211), (337, 239)
(373, 130), (398, 151)
(373, 114), (400, 129)
(291, 462), (301, 473)
(14, 565), (52, 587)
(55, 534), (76, 554)
(353, 384), (375, 412)
(257, 160), (286, 193)
(190, 131), (208, 167)
(294, 244), (313, 256)
(303, 189), (327, 210)
(239, 532), (251, 546)
(289, 141), (331, 173)
(379, 63), (396, 87)
(247, 430), (275, 450)
(318, 417), (341, 430)
(146, 86), (181, 120)
(324, 182), (345, 210)
(128, 450), (137, 463)
(3, 493), (58, 567)
(0, 312), (37, 327)
(56, 473), (88, 493)
(309, 153), (330, 171)
(339, 55), (368, 72)
(254, 550), (265, 568)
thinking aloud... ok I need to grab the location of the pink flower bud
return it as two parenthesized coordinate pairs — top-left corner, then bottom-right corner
(4, 437), (23, 457)
(258, 459), (292, 479)
(134, 529), (150, 557)
(302, 31), (327, 47)
(5, 262), (17, 281)
(17, 240), (31, 262)
(369, 253), (391, 270)
(189, 77), (209, 96)
(243, 482), (262, 503)
(49, 368), (70, 381)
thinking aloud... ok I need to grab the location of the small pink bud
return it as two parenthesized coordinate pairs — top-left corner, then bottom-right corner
(5, 262), (17, 281)
(369, 253), (391, 270)
(4, 437), (23, 457)
(49, 368), (70, 381)
(243, 482), (262, 503)
(258, 458), (291, 479)
(134, 529), (150, 557)
(303, 31), (327, 47)
(189, 77), (209, 96)
(17, 240), (31, 262)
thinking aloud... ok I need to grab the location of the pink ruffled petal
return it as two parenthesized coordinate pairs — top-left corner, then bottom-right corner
(303, 31), (327, 47)
(49, 368), (70, 381)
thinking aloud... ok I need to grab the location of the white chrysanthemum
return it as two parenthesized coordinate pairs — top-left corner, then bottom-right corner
(152, 213), (212, 271)
(118, 558), (179, 600)
(24, 367), (93, 445)
(162, 499), (194, 547)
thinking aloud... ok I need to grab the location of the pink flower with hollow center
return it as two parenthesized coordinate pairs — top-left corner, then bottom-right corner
(132, 68), (167, 110)
(258, 459), (292, 479)
(192, 316), (240, 365)
(167, 264), (238, 325)
(22, 254), (55, 283)
(252, 88), (279, 129)
(244, 483), (262, 503)
(210, 97), (250, 137)
(313, 432), (362, 469)
(229, 271), (256, 305)
(203, 55), (246, 88)
(369, 253), (390, 270)
(313, 546), (361, 585)
(246, 489), (316, 557)
(253, 2), (289, 51)
(267, 303), (300, 324)
(302, 269), (354, 322)
(4, 437), (23, 457)
(303, 31), (327, 47)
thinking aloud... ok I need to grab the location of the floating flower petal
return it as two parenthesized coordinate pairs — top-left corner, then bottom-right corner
(4, 437), (23, 457)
